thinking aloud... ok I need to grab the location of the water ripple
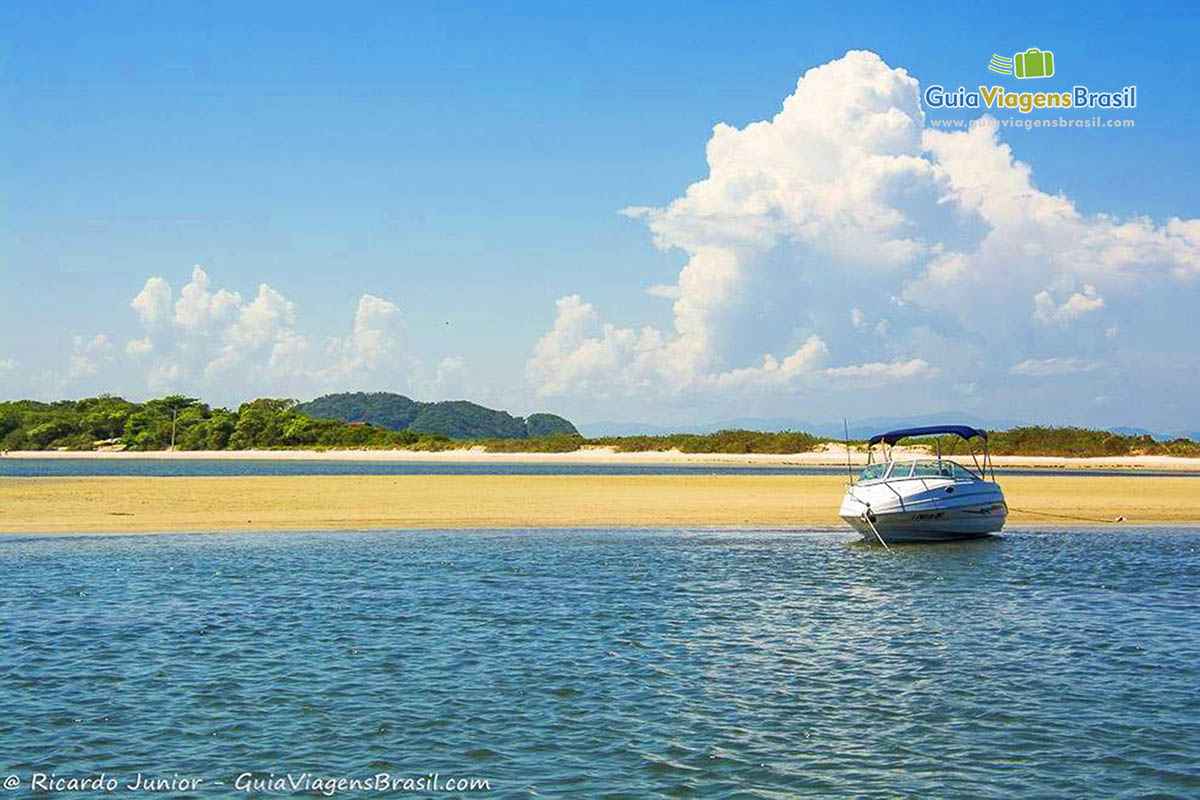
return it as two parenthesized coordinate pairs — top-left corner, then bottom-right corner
(1, 528), (1198, 798)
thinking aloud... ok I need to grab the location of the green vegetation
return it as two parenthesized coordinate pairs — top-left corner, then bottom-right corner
(476, 434), (585, 453)
(983, 426), (1200, 458)
(0, 396), (453, 452)
(591, 429), (824, 454)
(0, 393), (585, 452)
(1, 397), (1197, 458)
(295, 392), (578, 439)
(0, 395), (224, 452)
(907, 426), (1200, 458)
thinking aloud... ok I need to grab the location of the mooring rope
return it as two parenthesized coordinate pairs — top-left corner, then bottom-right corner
(1009, 507), (1125, 524)
(861, 513), (893, 552)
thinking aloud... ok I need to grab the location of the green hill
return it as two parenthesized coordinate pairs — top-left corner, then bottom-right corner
(295, 392), (578, 440)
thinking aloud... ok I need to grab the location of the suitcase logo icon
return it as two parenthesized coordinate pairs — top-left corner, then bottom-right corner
(988, 48), (1055, 79)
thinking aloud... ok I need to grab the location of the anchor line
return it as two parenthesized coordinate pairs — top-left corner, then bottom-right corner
(860, 510), (892, 552)
(1009, 507), (1125, 524)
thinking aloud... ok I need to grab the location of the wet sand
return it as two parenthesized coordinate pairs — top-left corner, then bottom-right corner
(3, 474), (1198, 534)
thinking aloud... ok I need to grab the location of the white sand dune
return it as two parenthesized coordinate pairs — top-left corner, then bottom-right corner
(3, 444), (1199, 471)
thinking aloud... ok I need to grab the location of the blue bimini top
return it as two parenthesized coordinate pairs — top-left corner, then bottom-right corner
(867, 425), (988, 447)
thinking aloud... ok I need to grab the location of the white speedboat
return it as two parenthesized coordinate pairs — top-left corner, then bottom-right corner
(839, 425), (1007, 544)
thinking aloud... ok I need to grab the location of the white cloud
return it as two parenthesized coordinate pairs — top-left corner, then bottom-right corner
(432, 356), (469, 398)
(1032, 284), (1105, 324)
(125, 337), (154, 356)
(703, 335), (829, 390)
(130, 277), (172, 325)
(1009, 357), (1100, 376)
(255, 293), (411, 390)
(67, 334), (113, 379)
(201, 282), (296, 381)
(231, 284), (294, 347)
(174, 266), (243, 330)
(646, 284), (681, 300)
(340, 294), (402, 370)
(65, 356), (97, 380)
(526, 295), (670, 397)
(527, 49), (1200, 412)
(525, 52), (962, 399)
(823, 358), (940, 386)
(147, 360), (181, 392)
(68, 266), (453, 402)
(0, 358), (17, 372)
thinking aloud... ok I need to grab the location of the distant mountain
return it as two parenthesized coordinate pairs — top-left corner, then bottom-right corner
(297, 393), (578, 440)
(1109, 426), (1200, 442)
(1108, 426), (1163, 440)
(576, 421), (684, 437)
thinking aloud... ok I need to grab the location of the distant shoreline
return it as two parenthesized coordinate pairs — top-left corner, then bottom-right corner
(3, 445), (1200, 471)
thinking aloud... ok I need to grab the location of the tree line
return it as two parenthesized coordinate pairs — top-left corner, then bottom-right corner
(0, 396), (450, 451)
(0, 395), (1196, 457)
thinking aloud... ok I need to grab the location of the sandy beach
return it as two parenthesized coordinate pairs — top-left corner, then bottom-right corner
(3, 473), (1198, 534)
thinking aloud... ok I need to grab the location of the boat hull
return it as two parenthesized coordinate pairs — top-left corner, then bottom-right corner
(839, 502), (1007, 543)
(839, 476), (1008, 544)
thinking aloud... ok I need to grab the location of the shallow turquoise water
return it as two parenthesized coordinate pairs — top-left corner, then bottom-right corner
(2, 529), (1197, 798)
(0, 458), (820, 477)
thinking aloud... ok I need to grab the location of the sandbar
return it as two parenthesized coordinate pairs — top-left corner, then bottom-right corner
(2, 474), (1197, 534)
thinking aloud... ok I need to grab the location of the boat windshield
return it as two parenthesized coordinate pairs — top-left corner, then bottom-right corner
(895, 459), (980, 480)
(857, 463), (890, 482)
(858, 459), (980, 483)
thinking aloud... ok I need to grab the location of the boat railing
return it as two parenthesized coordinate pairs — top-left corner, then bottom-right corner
(851, 427), (999, 485)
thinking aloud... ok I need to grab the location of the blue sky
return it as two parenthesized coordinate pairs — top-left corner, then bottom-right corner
(2, 1), (1199, 430)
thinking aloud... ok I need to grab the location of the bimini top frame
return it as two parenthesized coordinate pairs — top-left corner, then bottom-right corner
(863, 425), (996, 482)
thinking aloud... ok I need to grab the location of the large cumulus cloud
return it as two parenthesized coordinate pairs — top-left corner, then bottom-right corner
(526, 50), (1200, 413)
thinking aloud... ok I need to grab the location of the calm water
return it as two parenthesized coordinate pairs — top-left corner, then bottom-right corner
(2, 457), (1196, 478)
(0, 458), (818, 477)
(2, 528), (1197, 798)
